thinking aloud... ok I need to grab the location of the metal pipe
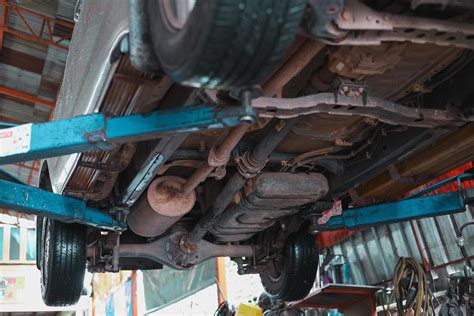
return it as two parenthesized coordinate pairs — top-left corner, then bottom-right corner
(187, 118), (298, 243)
(182, 124), (249, 194)
(119, 238), (256, 267)
(432, 255), (474, 270)
(449, 214), (472, 268)
(180, 41), (324, 194)
(409, 221), (431, 271)
(262, 40), (325, 97)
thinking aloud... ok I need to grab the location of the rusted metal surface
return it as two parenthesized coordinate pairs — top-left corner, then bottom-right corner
(128, 176), (196, 237)
(366, 45), (463, 101)
(120, 231), (256, 270)
(182, 124), (249, 194)
(64, 56), (171, 200)
(181, 164), (215, 194)
(65, 143), (136, 200)
(327, 43), (407, 80)
(315, 0), (474, 49)
(356, 124), (474, 200)
(177, 40), (327, 194)
(277, 114), (375, 154)
(262, 40), (325, 97)
(291, 284), (379, 314)
(211, 172), (329, 242)
(156, 160), (205, 175)
(252, 92), (473, 127)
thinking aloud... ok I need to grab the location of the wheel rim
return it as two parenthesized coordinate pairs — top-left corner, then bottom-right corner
(267, 258), (285, 282)
(160, 0), (196, 31)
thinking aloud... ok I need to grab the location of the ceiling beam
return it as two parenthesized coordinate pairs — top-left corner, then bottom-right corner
(0, 85), (54, 108)
(0, 2), (74, 52)
(0, 0), (6, 53)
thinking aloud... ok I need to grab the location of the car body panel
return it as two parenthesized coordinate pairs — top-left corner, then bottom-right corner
(47, 0), (129, 194)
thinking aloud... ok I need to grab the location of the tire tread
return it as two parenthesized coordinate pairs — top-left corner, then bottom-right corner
(260, 232), (319, 301)
(153, 0), (306, 90)
(41, 220), (86, 306)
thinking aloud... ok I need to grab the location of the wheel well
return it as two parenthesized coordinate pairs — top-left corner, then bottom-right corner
(38, 161), (53, 191)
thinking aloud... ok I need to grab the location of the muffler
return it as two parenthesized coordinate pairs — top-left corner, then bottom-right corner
(127, 176), (196, 237)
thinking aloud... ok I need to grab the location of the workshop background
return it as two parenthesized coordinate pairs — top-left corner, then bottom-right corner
(0, 0), (472, 315)
(0, 1), (264, 314)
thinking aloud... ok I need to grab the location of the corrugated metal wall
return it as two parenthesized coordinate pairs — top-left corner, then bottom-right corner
(331, 206), (474, 286)
(0, 0), (74, 185)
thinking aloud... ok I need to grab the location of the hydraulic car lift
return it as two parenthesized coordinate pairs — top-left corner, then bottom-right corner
(0, 105), (473, 234)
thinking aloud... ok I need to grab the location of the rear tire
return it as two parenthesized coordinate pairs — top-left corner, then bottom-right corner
(40, 218), (87, 306)
(36, 162), (87, 306)
(260, 231), (319, 302)
(36, 216), (44, 270)
(147, 0), (306, 89)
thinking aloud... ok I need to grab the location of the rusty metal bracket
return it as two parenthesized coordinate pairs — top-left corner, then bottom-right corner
(251, 92), (473, 128)
(386, 164), (431, 185)
(306, 0), (474, 49)
(119, 231), (256, 270)
(305, 0), (346, 38)
(387, 164), (418, 185)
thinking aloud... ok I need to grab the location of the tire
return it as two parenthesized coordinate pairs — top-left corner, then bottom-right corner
(40, 218), (87, 306)
(36, 216), (44, 270)
(147, 0), (306, 89)
(36, 163), (50, 270)
(260, 231), (319, 302)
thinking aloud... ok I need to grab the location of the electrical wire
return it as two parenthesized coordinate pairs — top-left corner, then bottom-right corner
(459, 221), (474, 237)
(385, 257), (435, 316)
(214, 301), (229, 316)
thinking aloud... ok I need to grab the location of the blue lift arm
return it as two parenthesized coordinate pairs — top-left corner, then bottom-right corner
(0, 178), (126, 230)
(0, 172), (471, 232)
(0, 101), (472, 233)
(0, 104), (247, 165)
(0, 103), (250, 230)
(321, 174), (474, 231)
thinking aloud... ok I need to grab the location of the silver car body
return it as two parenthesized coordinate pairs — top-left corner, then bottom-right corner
(47, 0), (129, 193)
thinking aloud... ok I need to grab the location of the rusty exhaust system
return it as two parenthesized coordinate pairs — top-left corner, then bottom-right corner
(127, 124), (249, 237)
(127, 176), (196, 237)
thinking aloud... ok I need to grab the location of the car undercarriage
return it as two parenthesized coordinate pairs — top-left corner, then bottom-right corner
(29, 0), (474, 306)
